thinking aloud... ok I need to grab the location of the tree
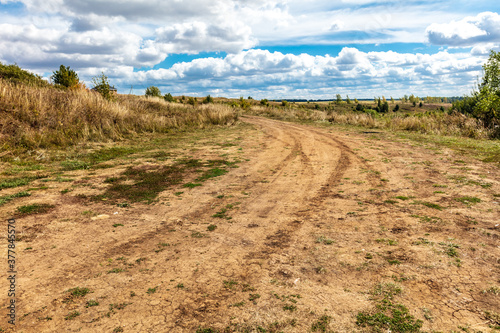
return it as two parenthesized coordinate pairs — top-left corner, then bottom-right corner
(336, 94), (342, 103)
(52, 65), (80, 88)
(91, 73), (113, 100)
(476, 50), (500, 125)
(145, 86), (162, 98)
(346, 95), (351, 104)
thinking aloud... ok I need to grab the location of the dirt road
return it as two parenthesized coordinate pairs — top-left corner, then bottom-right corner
(1, 116), (499, 332)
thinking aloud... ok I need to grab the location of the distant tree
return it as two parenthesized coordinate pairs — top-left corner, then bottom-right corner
(202, 95), (214, 104)
(145, 86), (162, 98)
(381, 101), (389, 113)
(282, 100), (289, 107)
(164, 93), (175, 102)
(413, 101), (417, 107)
(52, 65), (80, 88)
(394, 104), (400, 112)
(356, 103), (364, 111)
(382, 96), (387, 103)
(390, 97), (395, 104)
(419, 102), (423, 107)
(91, 73), (113, 100)
(336, 94), (342, 103)
(248, 96), (253, 100)
(354, 98), (359, 104)
(260, 99), (269, 106)
(346, 95), (351, 104)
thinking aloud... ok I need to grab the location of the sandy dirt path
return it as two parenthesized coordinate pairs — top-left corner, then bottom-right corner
(1, 116), (499, 332)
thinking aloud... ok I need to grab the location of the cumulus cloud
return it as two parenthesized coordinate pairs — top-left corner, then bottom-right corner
(426, 12), (500, 46)
(156, 21), (256, 54)
(124, 48), (484, 98)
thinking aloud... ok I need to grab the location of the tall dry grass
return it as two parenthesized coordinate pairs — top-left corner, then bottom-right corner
(245, 104), (493, 139)
(0, 79), (238, 149)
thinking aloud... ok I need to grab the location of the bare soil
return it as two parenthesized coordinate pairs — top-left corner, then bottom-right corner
(1, 116), (499, 332)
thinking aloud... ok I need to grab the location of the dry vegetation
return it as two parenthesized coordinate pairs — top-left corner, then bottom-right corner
(245, 102), (494, 140)
(0, 78), (238, 151)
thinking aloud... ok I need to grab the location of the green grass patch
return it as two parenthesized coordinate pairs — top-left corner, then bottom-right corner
(16, 203), (54, 216)
(195, 167), (228, 182)
(0, 191), (31, 206)
(0, 175), (46, 190)
(455, 196), (481, 205)
(183, 182), (202, 188)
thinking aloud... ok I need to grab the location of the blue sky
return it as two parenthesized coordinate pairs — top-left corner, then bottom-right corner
(1, 0), (500, 99)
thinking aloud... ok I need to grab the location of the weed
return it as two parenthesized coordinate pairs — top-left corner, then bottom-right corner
(223, 280), (238, 290)
(191, 231), (206, 238)
(376, 238), (398, 246)
(311, 315), (332, 332)
(65, 287), (91, 300)
(113, 224), (124, 228)
(85, 300), (99, 308)
(113, 327), (124, 333)
(365, 253), (373, 259)
(249, 294), (261, 304)
(395, 196), (409, 201)
(196, 328), (218, 333)
(283, 304), (297, 311)
(212, 208), (230, 219)
(388, 259), (401, 265)
(316, 235), (334, 245)
(176, 283), (184, 289)
(231, 301), (245, 307)
(385, 199), (397, 204)
(207, 224), (217, 231)
(147, 286), (158, 294)
(107, 268), (124, 274)
(482, 286), (500, 295)
(64, 311), (80, 320)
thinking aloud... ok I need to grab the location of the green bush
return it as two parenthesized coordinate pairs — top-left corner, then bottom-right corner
(164, 93), (175, 102)
(91, 73), (114, 101)
(51, 65), (80, 88)
(0, 62), (49, 87)
(202, 95), (214, 104)
(145, 86), (162, 98)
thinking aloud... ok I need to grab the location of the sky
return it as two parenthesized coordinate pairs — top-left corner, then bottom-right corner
(1, 0), (500, 99)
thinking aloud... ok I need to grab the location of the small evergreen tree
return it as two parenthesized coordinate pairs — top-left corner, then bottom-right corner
(52, 65), (80, 88)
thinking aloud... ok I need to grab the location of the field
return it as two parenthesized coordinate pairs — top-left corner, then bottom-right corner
(1, 96), (499, 332)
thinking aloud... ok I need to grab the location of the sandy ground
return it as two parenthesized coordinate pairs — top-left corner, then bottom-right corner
(1, 116), (499, 332)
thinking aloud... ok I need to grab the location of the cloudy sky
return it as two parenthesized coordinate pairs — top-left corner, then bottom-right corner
(1, 0), (499, 99)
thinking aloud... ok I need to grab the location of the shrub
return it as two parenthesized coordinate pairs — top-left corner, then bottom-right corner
(91, 73), (114, 101)
(0, 62), (49, 87)
(145, 86), (162, 98)
(164, 93), (175, 102)
(202, 95), (214, 104)
(356, 103), (364, 111)
(51, 65), (80, 88)
(260, 99), (269, 106)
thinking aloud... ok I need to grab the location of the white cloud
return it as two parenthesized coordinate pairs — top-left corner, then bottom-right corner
(426, 12), (500, 46)
(156, 21), (256, 54)
(121, 48), (486, 99)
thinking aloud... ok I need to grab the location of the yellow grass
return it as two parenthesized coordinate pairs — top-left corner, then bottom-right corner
(0, 79), (238, 150)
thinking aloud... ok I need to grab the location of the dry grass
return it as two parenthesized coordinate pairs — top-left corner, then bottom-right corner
(245, 103), (493, 139)
(0, 78), (238, 150)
